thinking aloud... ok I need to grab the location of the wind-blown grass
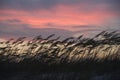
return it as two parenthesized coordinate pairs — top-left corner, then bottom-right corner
(0, 31), (120, 80)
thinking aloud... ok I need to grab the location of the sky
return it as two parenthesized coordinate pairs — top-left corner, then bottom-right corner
(0, 0), (120, 39)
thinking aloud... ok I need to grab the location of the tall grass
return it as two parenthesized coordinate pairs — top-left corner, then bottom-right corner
(0, 31), (120, 72)
(0, 31), (120, 80)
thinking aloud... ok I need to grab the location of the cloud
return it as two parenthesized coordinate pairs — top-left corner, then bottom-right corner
(0, 0), (119, 22)
(71, 25), (98, 29)
(106, 0), (120, 13)
(1, 7), (114, 30)
(0, 0), (119, 39)
(0, 21), (74, 40)
(0, 0), (119, 13)
(0, 20), (119, 40)
(5, 19), (22, 23)
(0, 0), (59, 10)
(0, 20), (103, 39)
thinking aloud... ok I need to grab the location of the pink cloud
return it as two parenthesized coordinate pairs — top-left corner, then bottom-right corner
(0, 4), (119, 31)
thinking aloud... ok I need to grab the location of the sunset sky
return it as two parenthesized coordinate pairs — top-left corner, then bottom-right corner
(0, 0), (120, 39)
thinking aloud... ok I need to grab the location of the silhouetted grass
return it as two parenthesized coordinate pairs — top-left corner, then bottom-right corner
(0, 31), (120, 80)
